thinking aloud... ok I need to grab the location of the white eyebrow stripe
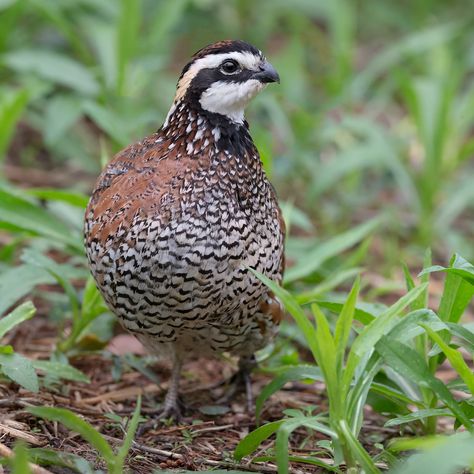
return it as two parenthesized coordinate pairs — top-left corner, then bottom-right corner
(174, 51), (263, 102)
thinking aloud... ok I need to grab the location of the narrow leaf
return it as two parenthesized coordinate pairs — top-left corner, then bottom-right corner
(334, 277), (360, 370)
(234, 420), (284, 461)
(384, 408), (452, 428)
(28, 407), (114, 461)
(422, 325), (474, 394)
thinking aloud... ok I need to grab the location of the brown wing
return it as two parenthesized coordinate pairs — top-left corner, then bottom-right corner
(85, 134), (199, 248)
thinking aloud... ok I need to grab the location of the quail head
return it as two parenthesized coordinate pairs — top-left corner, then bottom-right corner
(84, 40), (285, 420)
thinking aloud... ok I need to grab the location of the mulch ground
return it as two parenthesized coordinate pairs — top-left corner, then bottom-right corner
(0, 312), (399, 474)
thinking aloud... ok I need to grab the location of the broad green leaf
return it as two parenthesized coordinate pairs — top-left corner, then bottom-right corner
(0, 352), (38, 392)
(350, 21), (460, 98)
(0, 264), (58, 316)
(82, 101), (131, 146)
(28, 406), (114, 461)
(420, 255), (474, 323)
(354, 284), (428, 353)
(284, 217), (381, 283)
(402, 262), (416, 293)
(43, 94), (83, 145)
(3, 50), (99, 96)
(27, 188), (89, 208)
(234, 420), (284, 461)
(389, 433), (474, 474)
(376, 337), (473, 430)
(21, 249), (88, 281)
(116, 0), (140, 95)
(422, 325), (474, 394)
(32, 361), (90, 383)
(0, 301), (35, 338)
(0, 188), (82, 251)
(312, 304), (339, 410)
(148, 0), (189, 49)
(387, 309), (445, 343)
(256, 365), (323, 424)
(21, 249), (82, 326)
(314, 300), (385, 325)
(447, 323), (474, 352)
(439, 273), (474, 324)
(370, 382), (424, 408)
(0, 88), (28, 161)
(343, 284), (428, 395)
(384, 408), (452, 428)
(295, 267), (362, 303)
(29, 448), (94, 474)
(334, 277), (359, 370)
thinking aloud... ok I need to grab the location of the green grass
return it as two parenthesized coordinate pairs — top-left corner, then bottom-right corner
(0, 0), (473, 472)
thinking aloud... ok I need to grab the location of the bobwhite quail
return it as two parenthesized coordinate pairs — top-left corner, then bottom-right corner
(84, 40), (285, 419)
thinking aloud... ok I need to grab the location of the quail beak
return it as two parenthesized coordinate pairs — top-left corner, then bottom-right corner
(254, 61), (280, 84)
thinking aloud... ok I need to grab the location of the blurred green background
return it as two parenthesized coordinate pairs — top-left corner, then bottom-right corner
(1, 0), (473, 273)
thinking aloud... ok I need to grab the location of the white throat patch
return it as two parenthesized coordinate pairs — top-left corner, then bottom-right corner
(199, 79), (265, 123)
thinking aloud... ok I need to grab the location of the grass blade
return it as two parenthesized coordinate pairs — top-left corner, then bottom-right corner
(114, 397), (142, 472)
(234, 420), (284, 461)
(28, 407), (114, 462)
(334, 277), (360, 371)
(384, 408), (452, 428)
(422, 325), (474, 394)
(284, 217), (381, 283)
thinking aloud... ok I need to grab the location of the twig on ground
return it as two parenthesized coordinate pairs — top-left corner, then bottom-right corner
(101, 433), (279, 472)
(0, 423), (44, 446)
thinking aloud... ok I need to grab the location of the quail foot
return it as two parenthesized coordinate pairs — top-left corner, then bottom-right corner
(84, 40), (285, 421)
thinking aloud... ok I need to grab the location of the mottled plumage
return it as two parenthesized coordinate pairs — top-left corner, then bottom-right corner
(84, 40), (285, 418)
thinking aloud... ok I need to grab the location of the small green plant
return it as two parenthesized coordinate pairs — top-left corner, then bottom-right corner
(27, 397), (142, 474)
(235, 253), (474, 472)
(376, 254), (474, 435)
(0, 301), (89, 392)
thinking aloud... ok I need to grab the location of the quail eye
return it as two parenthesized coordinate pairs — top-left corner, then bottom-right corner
(220, 60), (240, 74)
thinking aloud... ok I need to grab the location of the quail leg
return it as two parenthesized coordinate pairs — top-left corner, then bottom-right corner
(137, 355), (183, 435)
(216, 354), (257, 412)
(159, 354), (183, 420)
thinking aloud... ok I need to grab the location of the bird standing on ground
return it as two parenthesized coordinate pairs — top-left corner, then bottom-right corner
(84, 40), (285, 420)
